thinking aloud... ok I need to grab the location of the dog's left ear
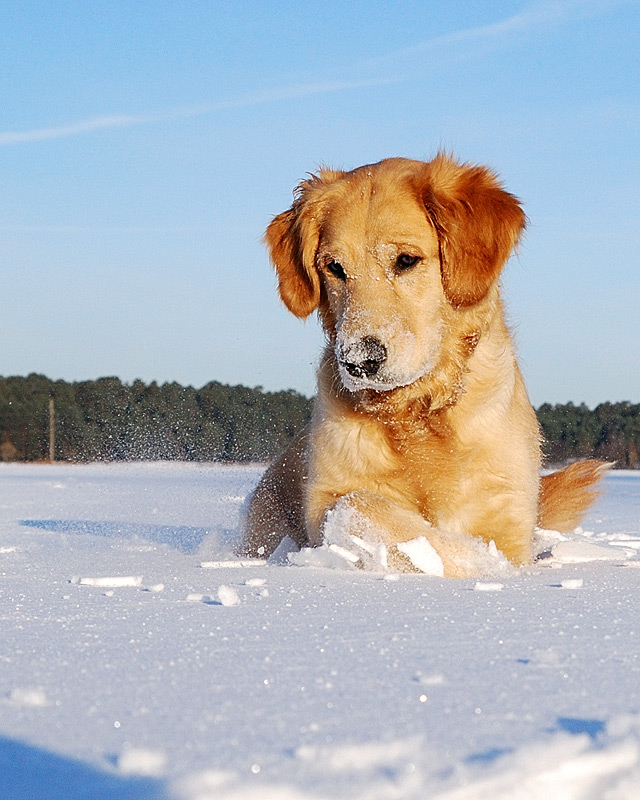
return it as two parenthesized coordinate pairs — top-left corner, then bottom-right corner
(419, 154), (526, 307)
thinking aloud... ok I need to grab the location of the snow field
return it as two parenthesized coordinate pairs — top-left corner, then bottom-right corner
(0, 462), (639, 798)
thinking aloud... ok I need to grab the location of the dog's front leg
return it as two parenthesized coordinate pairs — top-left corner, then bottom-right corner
(309, 490), (507, 578)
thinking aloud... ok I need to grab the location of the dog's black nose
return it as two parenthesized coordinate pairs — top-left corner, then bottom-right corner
(341, 336), (387, 379)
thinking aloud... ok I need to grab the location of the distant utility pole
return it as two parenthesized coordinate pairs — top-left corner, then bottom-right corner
(49, 397), (55, 463)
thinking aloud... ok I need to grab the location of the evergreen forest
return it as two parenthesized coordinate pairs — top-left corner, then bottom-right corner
(0, 374), (638, 468)
(0, 374), (312, 463)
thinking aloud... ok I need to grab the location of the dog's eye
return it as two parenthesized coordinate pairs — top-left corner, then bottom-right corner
(326, 260), (347, 281)
(395, 253), (421, 272)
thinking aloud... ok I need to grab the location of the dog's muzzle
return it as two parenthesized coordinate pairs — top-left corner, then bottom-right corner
(339, 336), (388, 379)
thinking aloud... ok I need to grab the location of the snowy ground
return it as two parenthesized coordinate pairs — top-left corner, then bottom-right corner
(0, 462), (639, 799)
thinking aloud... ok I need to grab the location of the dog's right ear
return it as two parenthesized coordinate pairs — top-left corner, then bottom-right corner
(264, 206), (320, 318)
(265, 170), (343, 319)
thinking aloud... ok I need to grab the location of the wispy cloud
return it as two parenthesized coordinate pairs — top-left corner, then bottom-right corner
(363, 0), (628, 67)
(0, 113), (156, 145)
(437, 0), (615, 42)
(0, 0), (626, 148)
(0, 223), (218, 235)
(0, 77), (394, 147)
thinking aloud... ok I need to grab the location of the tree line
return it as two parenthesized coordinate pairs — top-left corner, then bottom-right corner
(537, 401), (639, 469)
(0, 374), (312, 463)
(0, 374), (638, 467)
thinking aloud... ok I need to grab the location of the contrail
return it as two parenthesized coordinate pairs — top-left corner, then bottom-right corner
(0, 78), (395, 146)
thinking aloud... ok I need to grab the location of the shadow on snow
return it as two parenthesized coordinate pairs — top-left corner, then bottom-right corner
(0, 736), (165, 800)
(20, 519), (210, 555)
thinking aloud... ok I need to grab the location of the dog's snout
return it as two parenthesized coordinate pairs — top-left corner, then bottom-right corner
(341, 336), (387, 379)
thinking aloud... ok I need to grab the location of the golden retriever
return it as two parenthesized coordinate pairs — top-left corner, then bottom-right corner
(241, 154), (607, 576)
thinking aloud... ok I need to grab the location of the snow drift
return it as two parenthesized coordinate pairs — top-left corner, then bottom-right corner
(0, 462), (639, 799)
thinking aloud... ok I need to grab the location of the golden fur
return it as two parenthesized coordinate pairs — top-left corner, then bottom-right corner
(241, 154), (607, 576)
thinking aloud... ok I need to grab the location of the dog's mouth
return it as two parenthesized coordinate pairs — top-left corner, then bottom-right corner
(337, 335), (434, 394)
(338, 367), (426, 394)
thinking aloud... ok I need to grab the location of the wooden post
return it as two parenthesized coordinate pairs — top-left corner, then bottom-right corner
(49, 397), (55, 463)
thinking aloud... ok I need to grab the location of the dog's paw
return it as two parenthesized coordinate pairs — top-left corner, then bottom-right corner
(322, 496), (447, 575)
(322, 497), (389, 571)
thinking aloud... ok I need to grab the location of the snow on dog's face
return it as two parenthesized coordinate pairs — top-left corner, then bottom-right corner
(315, 186), (445, 392)
(265, 155), (525, 398)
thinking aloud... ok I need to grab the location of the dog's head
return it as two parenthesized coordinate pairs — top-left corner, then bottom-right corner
(265, 154), (525, 398)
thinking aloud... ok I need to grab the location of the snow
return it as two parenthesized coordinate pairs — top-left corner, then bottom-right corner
(397, 536), (445, 576)
(305, 499), (514, 579)
(71, 575), (144, 588)
(216, 585), (240, 607)
(1, 462), (640, 799)
(117, 747), (167, 778)
(473, 582), (504, 592)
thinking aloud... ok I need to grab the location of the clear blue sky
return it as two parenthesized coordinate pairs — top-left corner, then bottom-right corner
(1, 0), (638, 407)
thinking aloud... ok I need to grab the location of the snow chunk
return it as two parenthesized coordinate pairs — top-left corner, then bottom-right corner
(200, 559), (266, 568)
(269, 535), (300, 564)
(217, 585), (240, 606)
(7, 687), (50, 708)
(296, 736), (419, 771)
(551, 540), (631, 563)
(322, 500), (388, 571)
(187, 593), (216, 604)
(245, 577), (266, 587)
(117, 747), (166, 777)
(288, 545), (357, 570)
(432, 732), (640, 800)
(288, 498), (389, 570)
(474, 582), (504, 592)
(173, 769), (305, 800)
(173, 769), (235, 798)
(609, 539), (640, 549)
(71, 575), (143, 588)
(560, 578), (584, 589)
(186, 587), (240, 606)
(328, 542), (361, 564)
(397, 537), (444, 576)
(290, 495), (513, 577)
(415, 672), (446, 686)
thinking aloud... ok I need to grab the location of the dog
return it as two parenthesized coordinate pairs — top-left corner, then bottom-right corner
(241, 153), (607, 576)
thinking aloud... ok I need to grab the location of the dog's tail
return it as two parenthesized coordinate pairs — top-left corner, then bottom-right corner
(538, 459), (611, 532)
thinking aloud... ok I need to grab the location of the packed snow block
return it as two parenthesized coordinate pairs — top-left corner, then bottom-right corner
(551, 540), (633, 563)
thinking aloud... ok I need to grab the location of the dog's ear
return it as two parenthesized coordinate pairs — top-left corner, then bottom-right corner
(265, 170), (343, 318)
(420, 154), (526, 307)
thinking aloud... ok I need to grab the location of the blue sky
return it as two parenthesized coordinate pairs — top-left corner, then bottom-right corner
(1, 0), (638, 407)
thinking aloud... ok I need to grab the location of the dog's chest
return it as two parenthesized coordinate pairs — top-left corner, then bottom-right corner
(386, 424), (465, 516)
